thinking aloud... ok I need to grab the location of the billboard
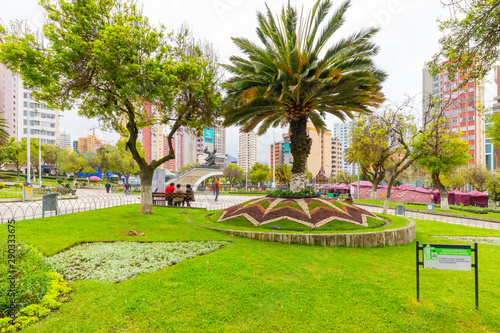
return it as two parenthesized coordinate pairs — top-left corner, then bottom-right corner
(283, 143), (290, 154)
(204, 128), (214, 143)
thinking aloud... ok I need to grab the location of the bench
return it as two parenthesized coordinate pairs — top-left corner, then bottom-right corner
(152, 192), (194, 206)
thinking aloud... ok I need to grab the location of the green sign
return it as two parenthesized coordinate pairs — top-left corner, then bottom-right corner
(423, 244), (471, 271)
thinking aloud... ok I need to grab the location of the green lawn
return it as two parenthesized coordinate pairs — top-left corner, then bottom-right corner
(1, 205), (499, 332)
(355, 199), (500, 220)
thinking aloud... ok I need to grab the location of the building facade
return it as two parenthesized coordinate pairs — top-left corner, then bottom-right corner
(422, 65), (486, 167)
(238, 131), (257, 176)
(332, 121), (357, 174)
(196, 124), (226, 167)
(485, 65), (500, 171)
(59, 132), (72, 150)
(77, 135), (103, 153)
(331, 137), (343, 176)
(305, 121), (332, 177)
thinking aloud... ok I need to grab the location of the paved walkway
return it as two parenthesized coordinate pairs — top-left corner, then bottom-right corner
(356, 204), (500, 230)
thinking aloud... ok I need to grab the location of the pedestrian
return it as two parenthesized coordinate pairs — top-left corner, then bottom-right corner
(124, 182), (131, 195)
(213, 177), (220, 201)
(105, 182), (111, 194)
(183, 184), (195, 207)
(172, 184), (184, 206)
(165, 182), (175, 206)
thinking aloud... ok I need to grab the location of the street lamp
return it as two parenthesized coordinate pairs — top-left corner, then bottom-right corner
(26, 89), (31, 183)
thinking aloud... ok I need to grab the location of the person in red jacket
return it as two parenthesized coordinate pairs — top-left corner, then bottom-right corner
(213, 178), (220, 201)
(165, 183), (175, 206)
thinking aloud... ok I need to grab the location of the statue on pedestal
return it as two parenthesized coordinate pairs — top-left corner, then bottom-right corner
(202, 147), (217, 167)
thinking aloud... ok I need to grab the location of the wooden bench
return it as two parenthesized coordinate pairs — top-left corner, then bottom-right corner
(153, 192), (194, 206)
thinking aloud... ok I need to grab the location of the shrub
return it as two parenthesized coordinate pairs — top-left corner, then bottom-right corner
(13, 183), (23, 189)
(0, 183), (4, 190)
(267, 188), (320, 198)
(56, 179), (64, 185)
(449, 204), (488, 214)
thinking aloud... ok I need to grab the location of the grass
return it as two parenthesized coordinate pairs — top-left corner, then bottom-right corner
(0, 205), (499, 332)
(356, 199), (500, 220)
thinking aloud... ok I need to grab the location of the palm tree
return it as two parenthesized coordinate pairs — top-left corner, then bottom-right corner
(223, 0), (386, 191)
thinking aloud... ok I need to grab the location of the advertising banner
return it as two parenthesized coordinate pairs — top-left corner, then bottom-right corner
(204, 128), (214, 143)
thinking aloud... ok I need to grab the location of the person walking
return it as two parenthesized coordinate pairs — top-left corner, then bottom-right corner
(105, 182), (111, 194)
(124, 182), (131, 195)
(213, 177), (220, 201)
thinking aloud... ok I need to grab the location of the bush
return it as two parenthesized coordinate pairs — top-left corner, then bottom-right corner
(56, 179), (64, 185)
(13, 183), (23, 189)
(0, 183), (4, 190)
(449, 204), (488, 214)
(267, 188), (320, 198)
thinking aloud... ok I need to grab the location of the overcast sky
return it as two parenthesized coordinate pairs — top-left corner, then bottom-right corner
(2, 0), (498, 165)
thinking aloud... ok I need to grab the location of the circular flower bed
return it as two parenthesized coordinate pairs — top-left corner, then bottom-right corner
(212, 197), (383, 231)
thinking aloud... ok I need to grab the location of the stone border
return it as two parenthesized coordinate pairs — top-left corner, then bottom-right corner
(190, 218), (416, 247)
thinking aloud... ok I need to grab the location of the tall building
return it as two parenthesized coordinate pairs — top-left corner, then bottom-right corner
(1, 66), (19, 139)
(136, 103), (167, 168)
(493, 66), (500, 113)
(332, 121), (357, 174)
(485, 65), (500, 171)
(59, 132), (72, 150)
(195, 124), (226, 168)
(77, 134), (103, 153)
(72, 140), (78, 152)
(331, 137), (343, 176)
(18, 83), (60, 145)
(422, 65), (486, 167)
(238, 131), (257, 175)
(305, 121), (332, 177)
(163, 128), (198, 172)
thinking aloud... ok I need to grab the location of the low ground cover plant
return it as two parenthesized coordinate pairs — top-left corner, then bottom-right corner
(47, 241), (228, 283)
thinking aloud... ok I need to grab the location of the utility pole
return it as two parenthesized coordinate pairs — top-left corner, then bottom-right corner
(27, 89), (31, 183)
(272, 132), (276, 189)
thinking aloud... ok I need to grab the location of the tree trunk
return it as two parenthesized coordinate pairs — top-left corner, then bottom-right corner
(16, 167), (20, 181)
(125, 174), (130, 183)
(370, 175), (384, 200)
(432, 172), (449, 210)
(383, 180), (394, 214)
(140, 167), (154, 215)
(289, 116), (311, 192)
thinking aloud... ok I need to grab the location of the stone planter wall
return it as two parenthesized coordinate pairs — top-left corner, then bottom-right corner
(193, 219), (416, 247)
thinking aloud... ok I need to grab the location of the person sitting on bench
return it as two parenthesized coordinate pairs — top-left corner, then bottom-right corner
(172, 184), (185, 207)
(182, 184), (195, 207)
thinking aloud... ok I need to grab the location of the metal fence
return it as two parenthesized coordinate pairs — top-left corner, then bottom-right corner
(0, 194), (140, 223)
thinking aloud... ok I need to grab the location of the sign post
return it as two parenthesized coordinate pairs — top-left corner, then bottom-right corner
(416, 241), (478, 308)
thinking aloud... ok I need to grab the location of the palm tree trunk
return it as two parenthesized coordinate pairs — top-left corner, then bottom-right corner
(289, 116), (311, 192)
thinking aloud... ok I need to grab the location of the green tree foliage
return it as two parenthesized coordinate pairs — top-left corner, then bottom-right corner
(109, 140), (140, 184)
(179, 164), (194, 174)
(345, 111), (403, 199)
(58, 150), (94, 185)
(442, 170), (467, 190)
(333, 171), (354, 184)
(249, 163), (270, 186)
(414, 99), (471, 210)
(0, 138), (22, 180)
(273, 164), (292, 186)
(486, 112), (500, 147)
(223, 163), (244, 187)
(465, 165), (492, 192)
(0, 0), (221, 214)
(429, 0), (500, 82)
(18, 138), (40, 176)
(222, 0), (385, 191)
(487, 173), (500, 209)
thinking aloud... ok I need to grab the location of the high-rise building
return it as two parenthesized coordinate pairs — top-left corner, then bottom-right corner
(162, 128), (198, 172)
(493, 66), (500, 113)
(18, 83), (60, 145)
(305, 121), (332, 177)
(1, 66), (19, 140)
(238, 131), (257, 175)
(422, 65), (486, 166)
(195, 124), (226, 168)
(72, 140), (78, 152)
(59, 132), (72, 150)
(269, 141), (292, 169)
(77, 135), (103, 153)
(332, 122), (357, 174)
(485, 65), (500, 171)
(331, 137), (343, 176)
(136, 103), (167, 168)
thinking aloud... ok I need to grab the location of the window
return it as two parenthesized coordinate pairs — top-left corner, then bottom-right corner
(444, 111), (450, 117)
(468, 106), (475, 111)
(444, 83), (450, 91)
(444, 93), (450, 99)
(460, 117), (466, 122)
(432, 89), (440, 94)
(460, 126), (466, 131)
(469, 135), (475, 140)
(432, 83), (439, 88)
(468, 125), (474, 130)
(452, 119), (458, 126)
(460, 99), (466, 104)
(468, 87), (474, 92)
(433, 76), (439, 82)
(469, 116), (475, 121)
(468, 97), (474, 102)
(452, 109), (458, 117)
(460, 108), (466, 113)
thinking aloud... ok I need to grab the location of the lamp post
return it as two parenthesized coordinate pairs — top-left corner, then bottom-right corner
(272, 132), (276, 189)
(26, 89), (31, 183)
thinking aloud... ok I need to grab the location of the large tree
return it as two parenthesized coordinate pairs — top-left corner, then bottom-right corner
(222, 0), (385, 192)
(429, 0), (500, 82)
(345, 112), (401, 200)
(249, 163), (270, 186)
(465, 165), (492, 192)
(413, 96), (471, 210)
(0, 0), (221, 214)
(223, 163), (244, 187)
(0, 138), (22, 180)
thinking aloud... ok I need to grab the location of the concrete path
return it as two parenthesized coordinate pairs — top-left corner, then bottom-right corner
(355, 204), (500, 230)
